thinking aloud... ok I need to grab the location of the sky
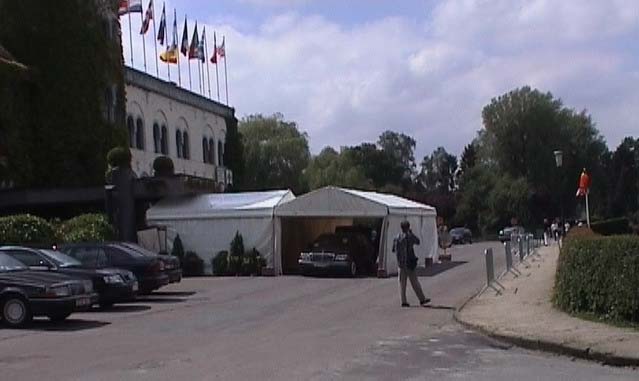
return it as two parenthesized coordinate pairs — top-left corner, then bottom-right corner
(121, 0), (639, 159)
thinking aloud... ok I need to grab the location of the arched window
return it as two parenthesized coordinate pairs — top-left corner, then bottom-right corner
(175, 130), (182, 158)
(161, 125), (168, 154)
(182, 131), (190, 159)
(153, 124), (160, 153)
(202, 138), (208, 163)
(208, 138), (215, 165)
(126, 116), (134, 148)
(218, 141), (224, 166)
(135, 117), (144, 150)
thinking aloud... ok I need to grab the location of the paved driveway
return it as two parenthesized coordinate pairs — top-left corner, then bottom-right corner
(1, 242), (637, 380)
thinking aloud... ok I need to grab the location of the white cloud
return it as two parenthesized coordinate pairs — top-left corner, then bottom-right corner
(122, 0), (639, 159)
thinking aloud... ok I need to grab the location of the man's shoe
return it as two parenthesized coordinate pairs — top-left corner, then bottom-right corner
(420, 298), (431, 306)
(401, 303), (410, 307)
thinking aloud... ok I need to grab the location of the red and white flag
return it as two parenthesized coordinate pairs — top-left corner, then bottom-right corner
(140, 0), (154, 34)
(576, 169), (591, 197)
(118, 0), (143, 16)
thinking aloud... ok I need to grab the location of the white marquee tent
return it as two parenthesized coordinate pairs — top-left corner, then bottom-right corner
(146, 190), (295, 273)
(274, 187), (438, 276)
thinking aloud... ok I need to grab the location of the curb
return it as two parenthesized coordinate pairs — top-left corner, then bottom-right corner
(453, 300), (639, 367)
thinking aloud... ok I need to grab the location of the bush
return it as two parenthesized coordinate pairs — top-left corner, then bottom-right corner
(106, 146), (132, 168)
(229, 232), (245, 275)
(564, 226), (598, 241)
(57, 214), (115, 243)
(171, 235), (185, 265)
(212, 251), (229, 276)
(554, 235), (639, 322)
(183, 251), (204, 277)
(590, 217), (632, 236)
(0, 214), (55, 244)
(153, 156), (174, 176)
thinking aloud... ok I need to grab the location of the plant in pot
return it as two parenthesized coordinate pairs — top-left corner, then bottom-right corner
(229, 231), (244, 276)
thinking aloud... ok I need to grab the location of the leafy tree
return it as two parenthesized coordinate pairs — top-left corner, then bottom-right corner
(459, 143), (477, 172)
(377, 131), (417, 181)
(341, 143), (403, 189)
(607, 137), (639, 217)
(305, 147), (372, 190)
(223, 116), (245, 190)
(420, 147), (458, 194)
(239, 113), (310, 194)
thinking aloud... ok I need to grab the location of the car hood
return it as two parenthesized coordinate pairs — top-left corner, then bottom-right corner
(0, 270), (83, 287)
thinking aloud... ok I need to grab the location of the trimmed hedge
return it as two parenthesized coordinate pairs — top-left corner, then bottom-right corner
(57, 214), (115, 243)
(107, 146), (132, 168)
(590, 217), (632, 236)
(0, 214), (55, 244)
(554, 235), (639, 322)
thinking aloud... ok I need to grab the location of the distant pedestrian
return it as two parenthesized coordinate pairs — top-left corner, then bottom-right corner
(393, 221), (430, 308)
(543, 218), (550, 246)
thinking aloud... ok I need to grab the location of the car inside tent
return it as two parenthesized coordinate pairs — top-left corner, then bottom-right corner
(274, 187), (438, 276)
(146, 190), (295, 274)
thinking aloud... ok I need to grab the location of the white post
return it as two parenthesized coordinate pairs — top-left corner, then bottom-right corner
(586, 192), (591, 228)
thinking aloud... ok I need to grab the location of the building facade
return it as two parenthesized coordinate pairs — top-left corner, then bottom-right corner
(124, 67), (234, 187)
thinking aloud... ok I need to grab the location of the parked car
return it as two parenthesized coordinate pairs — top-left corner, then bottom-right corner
(298, 232), (375, 277)
(0, 252), (96, 327)
(117, 242), (182, 283)
(450, 227), (473, 244)
(0, 246), (137, 309)
(59, 243), (169, 294)
(499, 226), (525, 242)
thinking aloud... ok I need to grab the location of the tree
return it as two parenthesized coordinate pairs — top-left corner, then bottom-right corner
(377, 131), (417, 181)
(459, 143), (477, 173)
(239, 113), (310, 194)
(223, 116), (244, 190)
(607, 137), (639, 217)
(305, 147), (372, 190)
(420, 147), (458, 194)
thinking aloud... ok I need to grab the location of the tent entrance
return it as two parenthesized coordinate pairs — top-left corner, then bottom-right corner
(280, 217), (383, 275)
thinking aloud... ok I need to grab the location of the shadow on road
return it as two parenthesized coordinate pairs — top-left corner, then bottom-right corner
(25, 319), (110, 332)
(93, 305), (152, 313)
(150, 291), (196, 297)
(417, 261), (467, 277)
(130, 297), (187, 304)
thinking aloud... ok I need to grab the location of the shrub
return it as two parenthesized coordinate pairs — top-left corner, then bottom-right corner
(183, 251), (204, 277)
(590, 217), (632, 236)
(564, 226), (598, 241)
(229, 232), (245, 275)
(106, 146), (132, 168)
(171, 235), (185, 265)
(212, 251), (229, 276)
(0, 214), (55, 244)
(554, 235), (639, 322)
(153, 156), (174, 176)
(57, 214), (115, 243)
(241, 248), (259, 276)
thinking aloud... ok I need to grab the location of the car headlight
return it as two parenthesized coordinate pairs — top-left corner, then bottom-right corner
(499, 230), (504, 235)
(47, 285), (71, 297)
(334, 254), (349, 261)
(104, 274), (124, 284)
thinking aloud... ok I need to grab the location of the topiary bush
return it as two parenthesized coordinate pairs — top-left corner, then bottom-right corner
(153, 156), (174, 176)
(590, 217), (632, 236)
(229, 231), (244, 276)
(212, 251), (229, 276)
(183, 251), (204, 277)
(554, 235), (639, 322)
(0, 214), (55, 244)
(107, 146), (132, 168)
(171, 234), (185, 266)
(57, 214), (115, 243)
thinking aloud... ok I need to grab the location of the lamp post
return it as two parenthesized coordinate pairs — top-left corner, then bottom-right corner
(554, 150), (564, 226)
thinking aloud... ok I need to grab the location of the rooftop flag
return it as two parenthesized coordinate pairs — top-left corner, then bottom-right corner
(210, 32), (218, 64)
(198, 28), (206, 63)
(118, 0), (143, 16)
(180, 17), (189, 56)
(157, 4), (166, 44)
(140, 0), (154, 34)
(188, 22), (200, 60)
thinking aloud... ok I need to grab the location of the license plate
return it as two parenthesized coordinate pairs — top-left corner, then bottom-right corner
(76, 297), (91, 307)
(132, 282), (139, 292)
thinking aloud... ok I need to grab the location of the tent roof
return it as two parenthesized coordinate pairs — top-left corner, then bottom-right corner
(147, 190), (295, 220)
(275, 186), (436, 217)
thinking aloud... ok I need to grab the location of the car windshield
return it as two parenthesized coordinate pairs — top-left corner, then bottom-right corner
(108, 244), (146, 258)
(450, 228), (465, 234)
(312, 234), (349, 249)
(119, 243), (158, 257)
(39, 250), (83, 268)
(0, 253), (28, 272)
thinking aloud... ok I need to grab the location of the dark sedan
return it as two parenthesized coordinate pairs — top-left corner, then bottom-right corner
(298, 232), (375, 277)
(0, 253), (95, 327)
(450, 227), (472, 244)
(60, 243), (169, 295)
(0, 246), (138, 309)
(117, 242), (182, 284)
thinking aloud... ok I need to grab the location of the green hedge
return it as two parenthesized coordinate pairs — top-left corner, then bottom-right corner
(590, 217), (632, 236)
(183, 251), (204, 277)
(0, 214), (55, 244)
(57, 214), (115, 243)
(554, 235), (639, 322)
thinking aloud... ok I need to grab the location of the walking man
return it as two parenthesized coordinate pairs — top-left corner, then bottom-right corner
(393, 221), (431, 307)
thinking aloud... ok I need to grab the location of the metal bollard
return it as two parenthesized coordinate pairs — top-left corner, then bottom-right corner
(505, 241), (513, 271)
(484, 248), (504, 294)
(518, 236), (525, 261)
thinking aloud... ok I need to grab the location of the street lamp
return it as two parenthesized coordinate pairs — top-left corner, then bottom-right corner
(553, 150), (564, 230)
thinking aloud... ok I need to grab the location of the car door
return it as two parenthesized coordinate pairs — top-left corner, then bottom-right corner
(3, 249), (53, 271)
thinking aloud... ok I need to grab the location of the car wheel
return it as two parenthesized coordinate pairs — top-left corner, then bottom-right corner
(47, 311), (72, 322)
(2, 296), (32, 328)
(99, 301), (114, 310)
(349, 261), (357, 277)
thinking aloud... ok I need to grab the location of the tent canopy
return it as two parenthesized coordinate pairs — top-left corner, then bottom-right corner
(147, 190), (295, 220)
(274, 186), (436, 218)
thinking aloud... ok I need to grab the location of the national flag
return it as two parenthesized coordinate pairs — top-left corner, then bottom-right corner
(210, 32), (218, 64)
(157, 4), (166, 45)
(180, 17), (189, 56)
(140, 0), (154, 34)
(118, 0), (143, 16)
(576, 169), (591, 197)
(188, 22), (200, 60)
(218, 36), (226, 58)
(198, 27), (206, 62)
(160, 9), (178, 64)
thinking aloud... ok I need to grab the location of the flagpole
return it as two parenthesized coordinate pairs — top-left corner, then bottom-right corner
(128, 11), (134, 66)
(586, 192), (591, 228)
(175, 9), (181, 87)
(214, 33), (220, 101)
(140, 11), (147, 72)
(223, 36), (229, 105)
(204, 32), (212, 99)
(151, 1), (159, 77)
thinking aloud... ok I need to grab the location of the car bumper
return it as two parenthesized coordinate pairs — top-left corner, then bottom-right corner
(166, 269), (182, 283)
(299, 261), (350, 275)
(30, 293), (99, 315)
(140, 274), (170, 291)
(100, 281), (138, 303)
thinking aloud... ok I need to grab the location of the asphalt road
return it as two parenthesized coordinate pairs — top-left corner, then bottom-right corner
(1, 242), (637, 380)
